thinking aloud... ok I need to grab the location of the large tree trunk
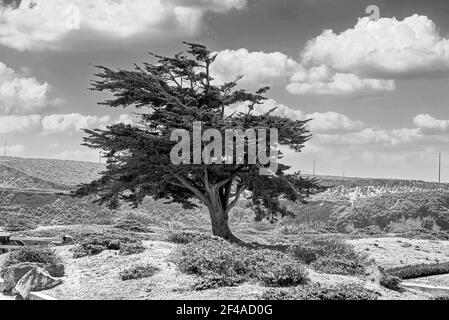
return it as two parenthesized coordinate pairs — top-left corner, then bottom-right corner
(207, 193), (242, 244)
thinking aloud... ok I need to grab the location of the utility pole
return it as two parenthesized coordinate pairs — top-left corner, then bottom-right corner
(99, 151), (102, 164)
(313, 160), (316, 175)
(439, 152), (441, 183)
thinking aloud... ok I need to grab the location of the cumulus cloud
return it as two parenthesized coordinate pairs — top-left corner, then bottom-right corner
(0, 112), (135, 135)
(212, 49), (298, 88)
(212, 47), (395, 96)
(0, 62), (56, 115)
(228, 99), (365, 135)
(307, 111), (365, 133)
(0, 114), (42, 134)
(413, 114), (449, 134)
(212, 14), (449, 97)
(301, 15), (449, 79)
(41, 113), (111, 134)
(227, 99), (304, 120)
(0, 0), (247, 51)
(287, 65), (395, 96)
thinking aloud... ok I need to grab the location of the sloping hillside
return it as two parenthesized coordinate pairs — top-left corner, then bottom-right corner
(0, 156), (104, 191)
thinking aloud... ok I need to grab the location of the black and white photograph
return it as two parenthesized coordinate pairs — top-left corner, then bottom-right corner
(1, 0), (449, 309)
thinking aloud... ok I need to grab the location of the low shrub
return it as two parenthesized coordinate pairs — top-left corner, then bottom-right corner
(3, 215), (37, 232)
(175, 239), (308, 288)
(433, 295), (449, 300)
(261, 283), (379, 300)
(379, 271), (402, 292)
(193, 273), (244, 291)
(72, 233), (141, 258)
(310, 255), (367, 276)
(114, 219), (153, 233)
(1, 247), (62, 270)
(289, 235), (365, 264)
(386, 262), (449, 279)
(120, 263), (159, 281)
(167, 231), (216, 244)
(119, 242), (146, 256)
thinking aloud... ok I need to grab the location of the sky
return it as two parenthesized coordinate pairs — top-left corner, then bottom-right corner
(1, 0), (449, 182)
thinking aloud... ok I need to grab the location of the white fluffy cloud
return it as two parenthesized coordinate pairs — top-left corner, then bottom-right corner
(307, 112), (365, 133)
(413, 114), (449, 134)
(212, 49), (298, 88)
(0, 115), (42, 134)
(0, 113), (135, 135)
(0, 0), (247, 51)
(228, 99), (365, 134)
(213, 14), (449, 97)
(0, 62), (56, 115)
(301, 15), (449, 79)
(41, 113), (111, 134)
(212, 48), (395, 96)
(287, 65), (395, 96)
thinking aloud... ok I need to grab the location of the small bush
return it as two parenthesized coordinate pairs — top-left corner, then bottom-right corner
(2, 247), (61, 270)
(120, 263), (159, 281)
(193, 273), (244, 291)
(167, 231), (216, 244)
(310, 255), (367, 276)
(3, 216), (37, 232)
(72, 233), (140, 258)
(379, 271), (402, 292)
(433, 295), (449, 300)
(386, 262), (449, 279)
(289, 235), (365, 264)
(175, 239), (308, 288)
(114, 219), (153, 233)
(261, 283), (379, 300)
(119, 243), (146, 256)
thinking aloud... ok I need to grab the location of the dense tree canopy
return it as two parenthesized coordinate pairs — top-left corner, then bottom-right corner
(75, 42), (324, 242)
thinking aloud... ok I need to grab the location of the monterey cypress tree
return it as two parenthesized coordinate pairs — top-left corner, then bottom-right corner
(76, 42), (324, 243)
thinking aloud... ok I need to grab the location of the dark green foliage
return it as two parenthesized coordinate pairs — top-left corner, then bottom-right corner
(3, 215), (37, 231)
(120, 263), (159, 281)
(310, 255), (367, 276)
(167, 230), (216, 244)
(261, 283), (379, 300)
(379, 271), (403, 291)
(175, 239), (308, 288)
(0, 191), (116, 228)
(386, 262), (449, 279)
(333, 192), (449, 231)
(75, 42), (324, 241)
(2, 247), (61, 270)
(193, 273), (244, 291)
(289, 235), (365, 264)
(119, 242), (146, 256)
(433, 295), (449, 300)
(114, 218), (153, 233)
(72, 233), (141, 258)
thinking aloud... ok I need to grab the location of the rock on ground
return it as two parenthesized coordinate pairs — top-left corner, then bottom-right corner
(14, 267), (62, 300)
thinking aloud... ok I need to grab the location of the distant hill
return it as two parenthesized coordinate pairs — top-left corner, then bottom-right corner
(305, 174), (449, 190)
(0, 156), (105, 191)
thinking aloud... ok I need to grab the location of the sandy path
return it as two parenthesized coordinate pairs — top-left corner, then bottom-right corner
(44, 240), (265, 300)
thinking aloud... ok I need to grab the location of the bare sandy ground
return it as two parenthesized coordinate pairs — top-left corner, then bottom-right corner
(2, 230), (445, 300)
(349, 237), (449, 269)
(39, 239), (427, 300)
